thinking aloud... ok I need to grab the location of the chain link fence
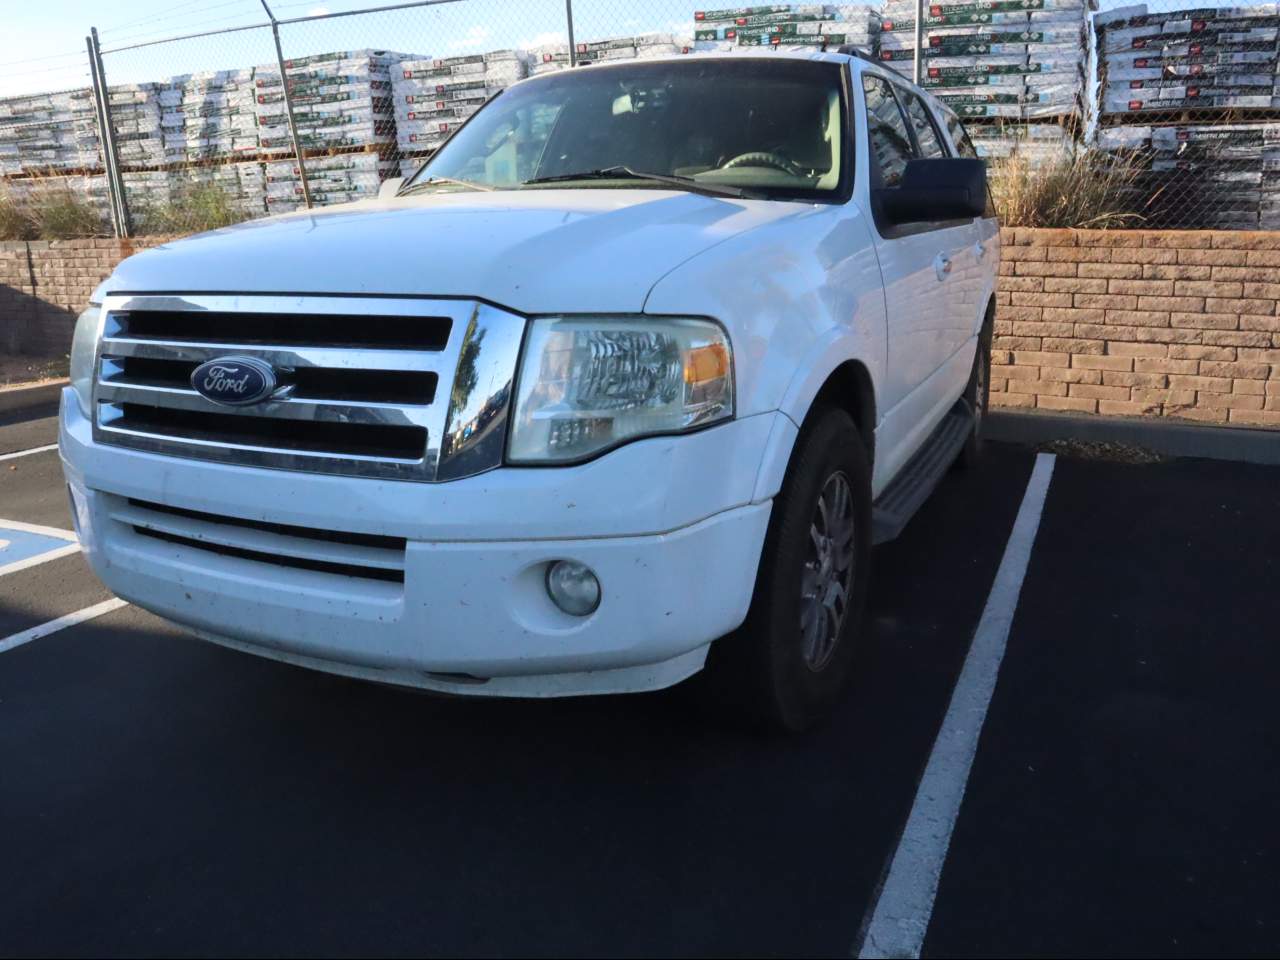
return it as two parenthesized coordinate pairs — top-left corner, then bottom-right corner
(2, 1), (1280, 236)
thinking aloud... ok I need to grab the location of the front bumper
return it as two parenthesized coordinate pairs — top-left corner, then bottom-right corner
(60, 390), (778, 696)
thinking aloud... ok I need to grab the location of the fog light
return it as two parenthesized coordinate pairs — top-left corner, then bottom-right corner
(545, 560), (601, 617)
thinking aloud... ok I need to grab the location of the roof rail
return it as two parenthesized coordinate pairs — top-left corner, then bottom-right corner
(835, 43), (880, 64)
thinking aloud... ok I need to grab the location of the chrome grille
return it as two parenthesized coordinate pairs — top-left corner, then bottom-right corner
(91, 294), (526, 482)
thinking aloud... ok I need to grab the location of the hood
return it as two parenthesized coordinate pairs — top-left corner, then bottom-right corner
(108, 189), (806, 314)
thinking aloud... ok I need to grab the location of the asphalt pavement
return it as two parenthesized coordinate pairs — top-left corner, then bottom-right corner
(0, 410), (1277, 958)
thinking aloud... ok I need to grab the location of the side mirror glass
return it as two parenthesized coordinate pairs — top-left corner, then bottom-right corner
(878, 158), (987, 225)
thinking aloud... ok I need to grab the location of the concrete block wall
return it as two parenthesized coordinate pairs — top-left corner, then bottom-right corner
(992, 228), (1280, 428)
(0, 237), (172, 360)
(3, 229), (1279, 429)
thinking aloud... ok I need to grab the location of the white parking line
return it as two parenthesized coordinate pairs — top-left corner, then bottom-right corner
(0, 598), (129, 655)
(0, 519), (77, 541)
(0, 543), (82, 578)
(857, 452), (1057, 960)
(0, 443), (59, 462)
(0, 598), (130, 655)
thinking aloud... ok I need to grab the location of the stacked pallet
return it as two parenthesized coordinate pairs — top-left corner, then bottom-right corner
(691, 5), (879, 51)
(160, 70), (258, 165)
(877, 0), (1090, 120)
(265, 153), (394, 212)
(100, 85), (166, 168)
(1096, 4), (1280, 229)
(528, 34), (685, 76)
(0, 91), (98, 175)
(1096, 4), (1280, 117)
(392, 51), (524, 158)
(254, 50), (414, 155)
(1098, 122), (1280, 229)
(0, 84), (164, 177)
(969, 120), (1075, 161)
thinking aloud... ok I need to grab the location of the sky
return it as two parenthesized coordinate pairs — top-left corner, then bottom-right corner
(0, 0), (677, 98)
(0, 0), (1258, 99)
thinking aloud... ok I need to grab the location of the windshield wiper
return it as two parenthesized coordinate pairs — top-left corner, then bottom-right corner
(399, 176), (495, 195)
(522, 165), (761, 200)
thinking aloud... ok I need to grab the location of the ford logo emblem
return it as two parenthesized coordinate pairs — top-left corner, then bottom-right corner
(191, 357), (277, 406)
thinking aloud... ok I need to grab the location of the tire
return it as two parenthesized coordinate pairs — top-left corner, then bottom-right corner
(702, 405), (872, 733)
(958, 306), (994, 469)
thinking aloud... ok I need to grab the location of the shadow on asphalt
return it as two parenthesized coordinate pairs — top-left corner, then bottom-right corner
(0, 446), (1037, 957)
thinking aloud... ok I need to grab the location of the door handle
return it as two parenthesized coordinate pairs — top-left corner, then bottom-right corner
(934, 254), (953, 281)
(974, 241), (987, 260)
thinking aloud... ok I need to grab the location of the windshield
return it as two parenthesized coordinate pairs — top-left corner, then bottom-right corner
(404, 58), (849, 202)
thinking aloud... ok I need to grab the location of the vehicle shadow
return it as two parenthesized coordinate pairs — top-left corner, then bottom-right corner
(0, 445), (1036, 957)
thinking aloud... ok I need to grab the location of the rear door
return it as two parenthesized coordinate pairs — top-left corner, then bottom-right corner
(860, 72), (978, 423)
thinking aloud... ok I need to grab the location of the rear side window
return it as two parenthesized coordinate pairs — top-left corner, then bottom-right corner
(944, 112), (979, 160)
(862, 74), (916, 188)
(901, 92), (946, 159)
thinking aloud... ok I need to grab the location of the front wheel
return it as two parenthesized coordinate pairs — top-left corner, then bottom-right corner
(702, 406), (872, 733)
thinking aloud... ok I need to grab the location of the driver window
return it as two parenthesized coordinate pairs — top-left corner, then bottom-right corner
(862, 74), (917, 188)
(901, 92), (946, 160)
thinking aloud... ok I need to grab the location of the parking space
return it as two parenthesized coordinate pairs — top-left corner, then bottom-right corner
(0, 411), (1277, 957)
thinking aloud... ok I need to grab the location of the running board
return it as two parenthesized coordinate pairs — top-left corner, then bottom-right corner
(871, 404), (974, 545)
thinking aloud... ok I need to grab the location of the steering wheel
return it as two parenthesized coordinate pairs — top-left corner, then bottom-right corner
(721, 151), (806, 177)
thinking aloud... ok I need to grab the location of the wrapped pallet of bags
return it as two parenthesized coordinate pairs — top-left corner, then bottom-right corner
(692, 4), (880, 50)
(392, 51), (526, 153)
(1095, 4), (1280, 228)
(264, 152), (393, 212)
(160, 69), (258, 163)
(0, 90), (101, 174)
(99, 84), (167, 169)
(1100, 119), (1280, 229)
(879, 0), (1090, 164)
(1097, 4), (1280, 115)
(255, 50), (418, 154)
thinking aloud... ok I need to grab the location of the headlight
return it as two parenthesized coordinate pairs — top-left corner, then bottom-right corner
(70, 302), (102, 418)
(508, 316), (733, 464)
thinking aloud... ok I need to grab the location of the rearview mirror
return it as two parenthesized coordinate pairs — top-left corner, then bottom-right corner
(879, 158), (987, 225)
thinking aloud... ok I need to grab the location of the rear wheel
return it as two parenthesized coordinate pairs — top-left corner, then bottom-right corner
(703, 405), (872, 733)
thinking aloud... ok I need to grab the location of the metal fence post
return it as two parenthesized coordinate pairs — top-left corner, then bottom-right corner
(259, 0), (313, 208)
(566, 0), (577, 67)
(88, 28), (132, 237)
(913, 0), (924, 85)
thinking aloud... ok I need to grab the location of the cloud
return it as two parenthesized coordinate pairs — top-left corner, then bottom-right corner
(307, 5), (330, 14)
(447, 24), (493, 52)
(517, 30), (568, 50)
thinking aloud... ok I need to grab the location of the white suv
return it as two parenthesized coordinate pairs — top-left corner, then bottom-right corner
(61, 50), (999, 731)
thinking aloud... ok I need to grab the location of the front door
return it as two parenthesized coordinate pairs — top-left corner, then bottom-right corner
(859, 71), (978, 475)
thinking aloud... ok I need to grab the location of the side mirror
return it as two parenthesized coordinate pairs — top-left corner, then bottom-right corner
(879, 158), (987, 225)
(378, 176), (405, 200)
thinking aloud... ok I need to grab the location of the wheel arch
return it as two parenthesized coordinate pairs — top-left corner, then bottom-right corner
(752, 357), (878, 504)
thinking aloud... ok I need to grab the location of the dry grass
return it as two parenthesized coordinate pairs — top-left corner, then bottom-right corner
(0, 180), (108, 240)
(134, 182), (248, 236)
(0, 187), (34, 240)
(988, 150), (1148, 229)
(27, 186), (108, 239)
